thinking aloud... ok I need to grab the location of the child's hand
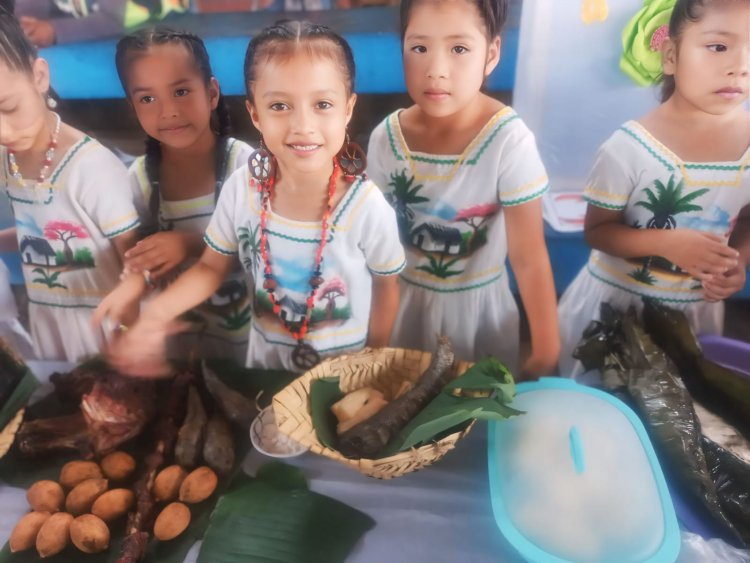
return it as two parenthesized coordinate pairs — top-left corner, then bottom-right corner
(106, 315), (184, 378)
(92, 275), (147, 330)
(19, 17), (56, 47)
(661, 230), (738, 281)
(702, 258), (747, 302)
(124, 232), (195, 281)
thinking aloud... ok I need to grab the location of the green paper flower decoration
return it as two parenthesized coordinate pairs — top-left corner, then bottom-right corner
(620, 0), (676, 86)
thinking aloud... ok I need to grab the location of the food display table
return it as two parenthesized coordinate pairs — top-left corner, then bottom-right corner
(0, 362), (523, 562)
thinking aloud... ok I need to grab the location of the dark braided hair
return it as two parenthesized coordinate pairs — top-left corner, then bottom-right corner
(0, 7), (37, 74)
(0, 0), (15, 16)
(399, 0), (508, 42)
(0, 9), (63, 108)
(659, 0), (749, 102)
(243, 20), (356, 102)
(115, 27), (232, 226)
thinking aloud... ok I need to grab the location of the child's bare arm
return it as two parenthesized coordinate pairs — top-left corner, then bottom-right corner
(141, 248), (234, 323)
(367, 275), (400, 348)
(505, 199), (559, 378)
(111, 228), (139, 262)
(105, 248), (236, 377)
(585, 205), (738, 280)
(93, 228), (145, 327)
(124, 231), (205, 281)
(0, 227), (18, 253)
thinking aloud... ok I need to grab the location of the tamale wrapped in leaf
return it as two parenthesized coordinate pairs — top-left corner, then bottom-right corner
(577, 305), (747, 546)
(703, 437), (750, 542)
(643, 299), (750, 438)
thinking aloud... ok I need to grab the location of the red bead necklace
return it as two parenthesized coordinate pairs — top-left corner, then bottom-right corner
(257, 159), (340, 370)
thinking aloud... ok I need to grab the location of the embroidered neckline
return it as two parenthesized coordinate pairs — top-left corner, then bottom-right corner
(624, 121), (750, 188)
(389, 107), (514, 182)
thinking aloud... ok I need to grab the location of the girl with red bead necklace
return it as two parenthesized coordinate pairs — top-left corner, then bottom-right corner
(0, 10), (141, 362)
(105, 21), (406, 375)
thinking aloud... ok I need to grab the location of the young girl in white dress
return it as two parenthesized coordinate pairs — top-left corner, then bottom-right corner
(0, 11), (140, 361)
(97, 28), (253, 363)
(558, 0), (750, 377)
(367, 0), (559, 376)
(100, 21), (405, 375)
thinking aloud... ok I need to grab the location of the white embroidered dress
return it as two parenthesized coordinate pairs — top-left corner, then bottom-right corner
(367, 107), (550, 370)
(2, 138), (140, 361)
(204, 167), (406, 372)
(558, 122), (750, 377)
(130, 138), (253, 363)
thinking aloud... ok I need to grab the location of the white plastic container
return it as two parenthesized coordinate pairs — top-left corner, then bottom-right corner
(488, 378), (680, 563)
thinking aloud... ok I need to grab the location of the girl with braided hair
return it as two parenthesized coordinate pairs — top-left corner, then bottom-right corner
(96, 27), (253, 362)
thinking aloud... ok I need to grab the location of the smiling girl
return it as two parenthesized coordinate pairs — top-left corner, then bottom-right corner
(101, 21), (405, 375)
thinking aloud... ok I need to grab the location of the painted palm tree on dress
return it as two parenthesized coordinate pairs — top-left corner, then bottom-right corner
(634, 175), (709, 275)
(238, 225), (261, 273)
(386, 170), (428, 239)
(635, 175), (708, 229)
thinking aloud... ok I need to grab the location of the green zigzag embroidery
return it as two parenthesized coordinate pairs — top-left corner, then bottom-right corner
(621, 126), (747, 173)
(332, 177), (364, 226)
(620, 127), (674, 173)
(386, 113), (519, 166)
(50, 137), (92, 184)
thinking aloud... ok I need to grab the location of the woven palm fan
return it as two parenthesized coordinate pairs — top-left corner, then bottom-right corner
(272, 346), (475, 479)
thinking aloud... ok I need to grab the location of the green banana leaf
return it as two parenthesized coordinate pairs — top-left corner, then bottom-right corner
(310, 358), (522, 459)
(197, 463), (374, 563)
(380, 358), (522, 456)
(309, 378), (342, 449)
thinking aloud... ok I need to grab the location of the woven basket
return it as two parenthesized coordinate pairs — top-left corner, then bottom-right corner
(0, 338), (35, 459)
(272, 346), (474, 479)
(0, 408), (24, 458)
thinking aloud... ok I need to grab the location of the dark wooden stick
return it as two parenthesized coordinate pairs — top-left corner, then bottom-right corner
(116, 373), (190, 563)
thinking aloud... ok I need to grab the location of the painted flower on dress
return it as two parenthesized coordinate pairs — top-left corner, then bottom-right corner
(620, 0), (676, 86)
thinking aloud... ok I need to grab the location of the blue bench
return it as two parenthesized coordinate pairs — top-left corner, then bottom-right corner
(40, 6), (520, 98)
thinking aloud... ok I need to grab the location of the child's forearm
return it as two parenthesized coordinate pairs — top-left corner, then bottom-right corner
(182, 232), (208, 259)
(142, 252), (231, 322)
(0, 228), (18, 253)
(729, 207), (750, 265)
(367, 275), (400, 348)
(512, 254), (560, 367)
(585, 221), (672, 259)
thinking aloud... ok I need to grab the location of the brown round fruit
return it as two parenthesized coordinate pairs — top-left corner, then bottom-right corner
(153, 502), (191, 541)
(36, 512), (74, 558)
(59, 461), (102, 489)
(178, 466), (217, 504)
(100, 451), (136, 481)
(26, 480), (65, 513)
(153, 465), (188, 502)
(9, 511), (51, 553)
(70, 514), (110, 554)
(91, 489), (134, 522)
(65, 478), (108, 516)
